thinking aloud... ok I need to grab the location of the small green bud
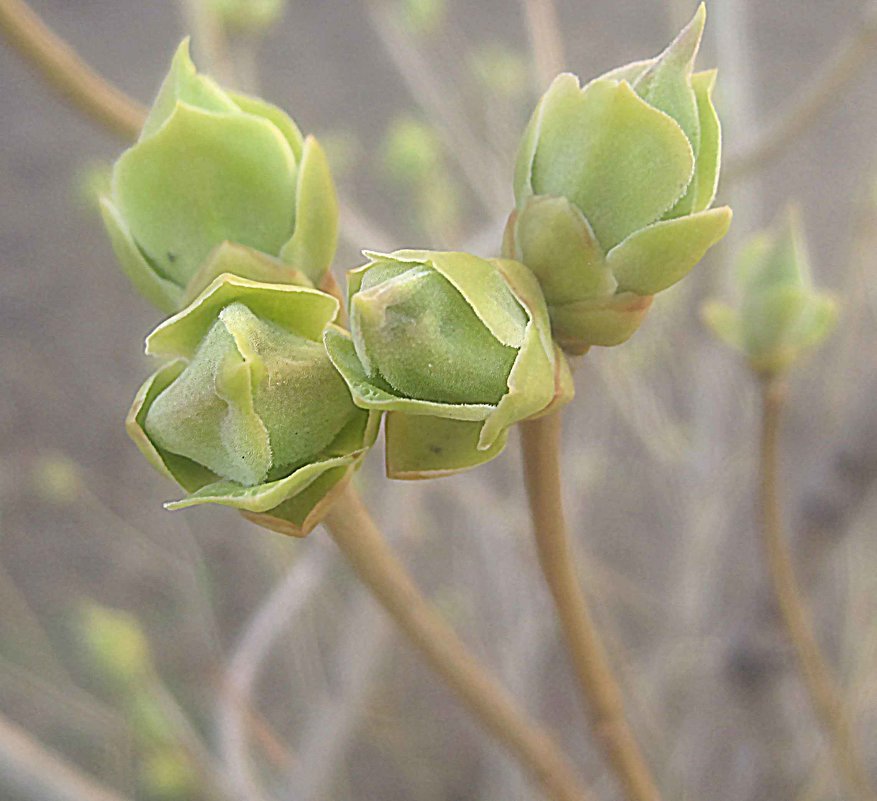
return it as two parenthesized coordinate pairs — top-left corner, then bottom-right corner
(702, 207), (838, 376)
(80, 604), (152, 686)
(383, 115), (443, 185)
(468, 43), (529, 100)
(325, 251), (572, 478)
(139, 746), (200, 800)
(128, 274), (379, 537)
(206, 0), (286, 33)
(101, 40), (338, 313)
(397, 0), (445, 35)
(32, 453), (83, 505)
(507, 4), (731, 353)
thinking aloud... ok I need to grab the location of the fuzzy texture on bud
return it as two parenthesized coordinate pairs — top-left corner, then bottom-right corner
(506, 4), (731, 353)
(101, 40), (338, 313)
(703, 207), (837, 376)
(325, 250), (572, 478)
(128, 274), (378, 536)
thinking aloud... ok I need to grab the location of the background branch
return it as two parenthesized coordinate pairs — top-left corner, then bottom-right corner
(0, 0), (147, 138)
(0, 711), (132, 801)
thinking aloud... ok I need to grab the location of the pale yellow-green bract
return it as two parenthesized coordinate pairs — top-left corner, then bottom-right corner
(325, 250), (573, 478)
(506, 4), (732, 353)
(127, 274), (379, 536)
(703, 207), (838, 376)
(101, 40), (338, 313)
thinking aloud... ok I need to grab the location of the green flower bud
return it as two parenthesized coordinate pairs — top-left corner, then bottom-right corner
(101, 40), (338, 313)
(127, 274), (378, 537)
(702, 207), (838, 376)
(325, 251), (573, 478)
(507, 4), (731, 353)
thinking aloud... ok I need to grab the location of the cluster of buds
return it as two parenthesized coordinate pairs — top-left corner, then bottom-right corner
(703, 207), (837, 376)
(104, 8), (737, 534)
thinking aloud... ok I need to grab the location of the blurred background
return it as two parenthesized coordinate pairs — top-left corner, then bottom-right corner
(1, 0), (876, 799)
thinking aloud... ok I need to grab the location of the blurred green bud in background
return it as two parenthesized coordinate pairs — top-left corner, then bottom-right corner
(468, 42), (529, 101)
(139, 746), (200, 800)
(382, 114), (460, 243)
(506, 4), (731, 353)
(32, 452), (83, 505)
(128, 274), (378, 537)
(80, 604), (153, 686)
(702, 207), (838, 376)
(206, 0), (286, 33)
(101, 40), (338, 313)
(396, 0), (446, 36)
(325, 251), (572, 478)
(383, 115), (443, 185)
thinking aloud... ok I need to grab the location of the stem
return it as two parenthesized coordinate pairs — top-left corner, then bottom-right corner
(323, 484), (593, 801)
(758, 379), (876, 801)
(520, 410), (661, 801)
(0, 0), (147, 139)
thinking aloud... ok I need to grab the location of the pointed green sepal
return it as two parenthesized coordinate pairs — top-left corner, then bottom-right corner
(113, 102), (298, 287)
(633, 3), (705, 160)
(689, 69), (722, 213)
(527, 75), (694, 250)
(511, 195), (615, 305)
(608, 206), (732, 294)
(140, 39), (238, 140)
(279, 136), (339, 285)
(550, 293), (654, 352)
(100, 197), (182, 313)
(181, 242), (314, 307)
(385, 415), (509, 479)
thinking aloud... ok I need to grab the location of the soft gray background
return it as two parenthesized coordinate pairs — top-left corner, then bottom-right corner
(1, 1), (876, 800)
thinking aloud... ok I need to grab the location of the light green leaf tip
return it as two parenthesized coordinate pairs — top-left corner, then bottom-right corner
(531, 75), (695, 250)
(113, 102), (298, 287)
(279, 135), (339, 285)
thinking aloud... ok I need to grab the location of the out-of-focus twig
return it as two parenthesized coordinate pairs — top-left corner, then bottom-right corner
(180, 0), (236, 87)
(365, 0), (507, 214)
(758, 379), (876, 801)
(0, 711), (132, 801)
(217, 544), (334, 801)
(520, 0), (566, 89)
(0, 0), (147, 139)
(285, 598), (393, 800)
(338, 196), (397, 253)
(325, 484), (594, 801)
(726, 1), (877, 181)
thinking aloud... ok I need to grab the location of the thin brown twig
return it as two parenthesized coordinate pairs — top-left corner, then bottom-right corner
(521, 0), (566, 89)
(0, 0), (147, 139)
(520, 410), (662, 801)
(726, 1), (877, 181)
(758, 379), (876, 801)
(324, 484), (593, 801)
